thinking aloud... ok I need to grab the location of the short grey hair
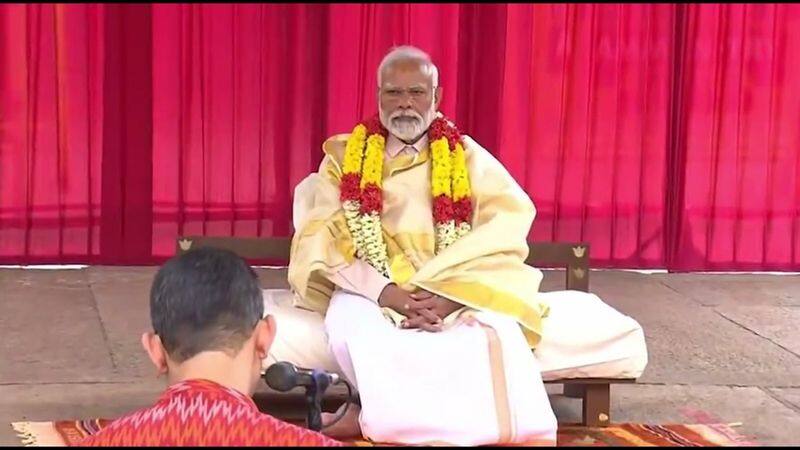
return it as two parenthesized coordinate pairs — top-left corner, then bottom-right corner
(377, 46), (439, 88)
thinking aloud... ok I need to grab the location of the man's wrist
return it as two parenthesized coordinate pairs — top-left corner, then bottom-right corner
(378, 283), (397, 307)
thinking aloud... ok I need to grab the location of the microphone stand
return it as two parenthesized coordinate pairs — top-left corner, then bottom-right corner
(303, 370), (357, 433)
(304, 370), (330, 432)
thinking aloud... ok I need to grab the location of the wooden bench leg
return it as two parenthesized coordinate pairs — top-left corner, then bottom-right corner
(563, 384), (585, 398)
(582, 383), (611, 427)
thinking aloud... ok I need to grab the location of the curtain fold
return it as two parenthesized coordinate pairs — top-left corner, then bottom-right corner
(1, 3), (798, 270)
(668, 3), (800, 271)
(0, 4), (104, 263)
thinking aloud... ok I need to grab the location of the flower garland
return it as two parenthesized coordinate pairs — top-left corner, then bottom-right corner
(340, 114), (473, 276)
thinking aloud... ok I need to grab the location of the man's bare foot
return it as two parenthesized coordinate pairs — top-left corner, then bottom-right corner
(321, 403), (362, 438)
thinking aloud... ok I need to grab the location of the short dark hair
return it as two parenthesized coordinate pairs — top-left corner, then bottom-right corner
(149, 247), (264, 362)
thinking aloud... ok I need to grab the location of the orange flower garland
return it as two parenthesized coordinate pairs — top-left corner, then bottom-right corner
(340, 114), (473, 275)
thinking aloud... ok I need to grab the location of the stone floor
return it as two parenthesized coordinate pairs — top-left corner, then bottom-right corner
(1, 267), (799, 446)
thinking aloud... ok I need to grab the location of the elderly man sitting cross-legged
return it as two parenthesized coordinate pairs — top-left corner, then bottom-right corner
(288, 45), (557, 446)
(78, 248), (342, 447)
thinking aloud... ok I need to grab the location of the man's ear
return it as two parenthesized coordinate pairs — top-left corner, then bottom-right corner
(141, 332), (168, 377)
(434, 86), (443, 110)
(254, 315), (277, 360)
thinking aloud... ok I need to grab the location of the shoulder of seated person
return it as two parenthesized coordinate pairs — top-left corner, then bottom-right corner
(460, 134), (485, 159)
(322, 134), (350, 164)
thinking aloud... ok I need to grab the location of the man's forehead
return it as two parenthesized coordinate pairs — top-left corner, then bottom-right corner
(381, 60), (434, 83)
(382, 81), (428, 89)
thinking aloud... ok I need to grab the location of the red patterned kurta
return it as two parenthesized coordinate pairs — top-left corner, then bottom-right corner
(76, 379), (343, 447)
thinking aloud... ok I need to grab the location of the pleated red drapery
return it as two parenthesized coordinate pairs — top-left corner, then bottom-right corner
(1, 3), (799, 271)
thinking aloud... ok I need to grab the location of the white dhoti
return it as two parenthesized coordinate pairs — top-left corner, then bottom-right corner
(325, 290), (558, 446)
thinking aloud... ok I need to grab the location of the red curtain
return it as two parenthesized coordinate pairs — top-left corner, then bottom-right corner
(668, 4), (800, 271)
(2, 3), (799, 271)
(504, 4), (675, 268)
(0, 4), (104, 264)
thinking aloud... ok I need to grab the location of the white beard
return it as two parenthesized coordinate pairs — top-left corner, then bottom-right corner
(380, 105), (437, 143)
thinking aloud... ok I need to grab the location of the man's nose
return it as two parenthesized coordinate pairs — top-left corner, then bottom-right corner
(394, 104), (414, 116)
(400, 93), (414, 107)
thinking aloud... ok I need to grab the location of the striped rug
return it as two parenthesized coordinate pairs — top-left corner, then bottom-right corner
(11, 419), (757, 446)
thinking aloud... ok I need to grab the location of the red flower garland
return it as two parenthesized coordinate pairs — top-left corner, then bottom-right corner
(342, 113), (473, 240)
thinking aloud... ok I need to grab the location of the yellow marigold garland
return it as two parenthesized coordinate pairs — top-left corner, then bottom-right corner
(430, 137), (452, 198)
(339, 114), (473, 276)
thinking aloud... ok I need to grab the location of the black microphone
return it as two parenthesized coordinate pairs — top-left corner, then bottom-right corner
(263, 361), (340, 392)
(263, 361), (355, 432)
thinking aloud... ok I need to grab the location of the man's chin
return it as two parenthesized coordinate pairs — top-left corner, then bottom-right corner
(389, 126), (426, 143)
(392, 133), (424, 143)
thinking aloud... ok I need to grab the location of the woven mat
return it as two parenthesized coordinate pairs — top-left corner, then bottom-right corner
(11, 419), (757, 446)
